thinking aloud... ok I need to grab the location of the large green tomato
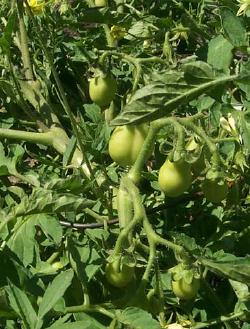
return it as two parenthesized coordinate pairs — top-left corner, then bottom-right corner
(105, 262), (135, 288)
(89, 74), (117, 107)
(172, 277), (200, 300)
(202, 179), (228, 203)
(108, 124), (148, 167)
(158, 160), (192, 197)
(95, 0), (107, 6)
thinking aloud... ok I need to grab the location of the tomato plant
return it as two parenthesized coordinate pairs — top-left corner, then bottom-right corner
(108, 124), (148, 167)
(89, 74), (117, 107)
(0, 0), (250, 328)
(158, 159), (192, 197)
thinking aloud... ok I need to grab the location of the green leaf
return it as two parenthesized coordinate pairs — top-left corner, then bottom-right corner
(63, 136), (77, 168)
(7, 216), (37, 267)
(37, 214), (63, 245)
(0, 143), (25, 177)
(110, 72), (238, 126)
(239, 112), (250, 152)
(0, 12), (17, 56)
(199, 256), (250, 285)
(183, 61), (214, 84)
(12, 188), (95, 217)
(44, 175), (86, 192)
(68, 238), (102, 282)
(47, 319), (105, 329)
(117, 307), (162, 329)
(229, 280), (249, 300)
(6, 282), (40, 329)
(7, 214), (62, 266)
(207, 35), (234, 72)
(220, 8), (248, 47)
(38, 269), (74, 319)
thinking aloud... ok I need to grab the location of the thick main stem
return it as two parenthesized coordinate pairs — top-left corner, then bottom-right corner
(17, 0), (34, 81)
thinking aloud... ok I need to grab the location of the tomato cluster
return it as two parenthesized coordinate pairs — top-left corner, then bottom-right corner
(106, 120), (228, 202)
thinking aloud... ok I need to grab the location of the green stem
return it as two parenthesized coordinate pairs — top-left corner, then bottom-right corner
(143, 215), (187, 257)
(46, 251), (61, 265)
(191, 312), (244, 329)
(113, 176), (189, 260)
(141, 240), (156, 281)
(128, 117), (185, 184)
(99, 51), (166, 67)
(128, 124), (157, 183)
(0, 128), (52, 145)
(112, 176), (148, 256)
(65, 304), (115, 319)
(103, 25), (116, 47)
(17, 0), (34, 81)
(84, 208), (108, 223)
(176, 117), (221, 169)
(99, 51), (167, 92)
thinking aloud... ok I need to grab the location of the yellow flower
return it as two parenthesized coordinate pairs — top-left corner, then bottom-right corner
(26, 0), (45, 15)
(237, 0), (250, 15)
(110, 25), (127, 41)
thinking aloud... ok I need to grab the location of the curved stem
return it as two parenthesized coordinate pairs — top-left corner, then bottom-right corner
(98, 51), (167, 92)
(128, 124), (157, 183)
(141, 239), (156, 281)
(128, 117), (186, 184)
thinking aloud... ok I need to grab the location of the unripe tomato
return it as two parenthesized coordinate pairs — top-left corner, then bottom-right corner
(108, 124), (148, 167)
(95, 0), (107, 6)
(105, 261), (135, 288)
(202, 179), (228, 203)
(89, 74), (117, 107)
(158, 160), (192, 197)
(172, 277), (200, 300)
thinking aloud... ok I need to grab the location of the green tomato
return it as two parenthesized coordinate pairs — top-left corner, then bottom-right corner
(89, 74), (117, 107)
(158, 160), (192, 197)
(105, 261), (135, 288)
(108, 124), (148, 167)
(95, 0), (107, 6)
(202, 179), (228, 203)
(172, 277), (200, 300)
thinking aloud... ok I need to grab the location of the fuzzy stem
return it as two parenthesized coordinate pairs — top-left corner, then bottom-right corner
(17, 0), (34, 81)
(0, 128), (52, 145)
